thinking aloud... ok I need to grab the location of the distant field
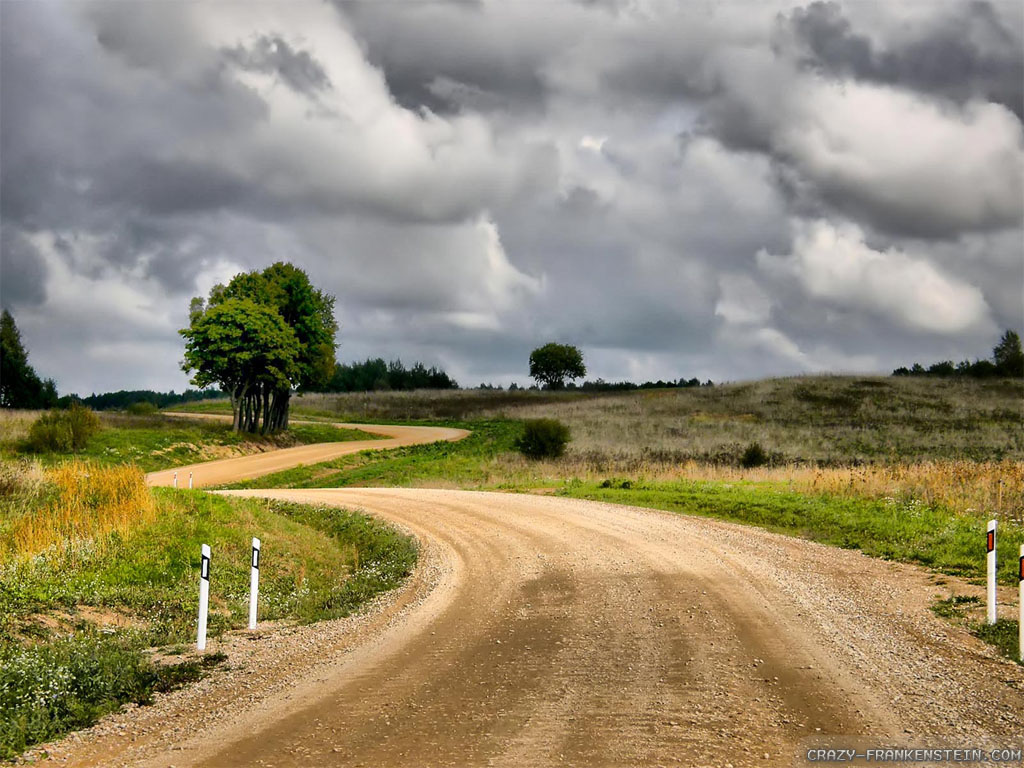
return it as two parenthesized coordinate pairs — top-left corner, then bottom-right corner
(182, 376), (1024, 465)
(213, 375), (1024, 533)
(0, 410), (373, 472)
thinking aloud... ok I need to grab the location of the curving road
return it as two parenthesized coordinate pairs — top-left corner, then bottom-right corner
(39, 422), (1024, 767)
(146, 414), (468, 488)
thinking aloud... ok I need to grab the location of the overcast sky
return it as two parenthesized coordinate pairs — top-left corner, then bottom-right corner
(1, 0), (1022, 394)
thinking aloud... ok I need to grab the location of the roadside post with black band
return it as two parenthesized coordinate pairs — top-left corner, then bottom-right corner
(249, 537), (261, 630)
(197, 543), (211, 651)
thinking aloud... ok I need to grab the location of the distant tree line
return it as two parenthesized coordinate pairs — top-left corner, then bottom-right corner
(1, 309), (58, 409)
(325, 358), (458, 392)
(481, 378), (713, 391)
(59, 388), (222, 411)
(893, 330), (1023, 379)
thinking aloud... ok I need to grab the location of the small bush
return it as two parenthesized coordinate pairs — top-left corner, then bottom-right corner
(126, 401), (157, 416)
(740, 441), (770, 468)
(516, 418), (571, 459)
(26, 405), (100, 453)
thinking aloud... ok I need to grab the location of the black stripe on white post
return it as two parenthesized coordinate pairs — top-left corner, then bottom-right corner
(197, 544), (211, 651)
(1018, 544), (1023, 662)
(189, 472), (193, 489)
(986, 519), (997, 625)
(249, 537), (261, 630)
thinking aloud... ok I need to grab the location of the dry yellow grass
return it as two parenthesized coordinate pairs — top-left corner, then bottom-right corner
(4, 460), (155, 560)
(0, 410), (44, 443)
(474, 455), (1024, 523)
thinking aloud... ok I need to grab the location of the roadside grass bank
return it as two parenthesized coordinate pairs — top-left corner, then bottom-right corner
(218, 420), (522, 490)
(932, 596), (1022, 666)
(0, 411), (372, 472)
(558, 479), (1024, 587)
(0, 460), (415, 760)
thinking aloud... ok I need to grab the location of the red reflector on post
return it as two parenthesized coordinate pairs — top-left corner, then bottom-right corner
(988, 530), (995, 552)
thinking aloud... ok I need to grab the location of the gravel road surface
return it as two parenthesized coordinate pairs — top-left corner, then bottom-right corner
(36, 486), (1024, 768)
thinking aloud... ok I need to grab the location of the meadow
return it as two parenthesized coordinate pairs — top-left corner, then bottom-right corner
(203, 376), (1023, 521)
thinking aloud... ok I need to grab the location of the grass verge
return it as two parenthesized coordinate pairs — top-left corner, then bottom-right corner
(561, 479), (1024, 585)
(931, 596), (1022, 666)
(218, 419), (522, 490)
(0, 461), (415, 760)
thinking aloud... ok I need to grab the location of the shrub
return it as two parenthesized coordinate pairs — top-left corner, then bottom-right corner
(26, 404), (100, 453)
(516, 418), (571, 459)
(740, 441), (770, 468)
(126, 401), (157, 416)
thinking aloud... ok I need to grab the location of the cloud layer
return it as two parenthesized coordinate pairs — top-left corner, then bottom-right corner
(1, 0), (1021, 393)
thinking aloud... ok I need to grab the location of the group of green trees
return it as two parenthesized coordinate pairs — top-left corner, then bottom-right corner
(0, 310), (58, 409)
(326, 358), (457, 392)
(180, 263), (337, 433)
(893, 330), (1024, 379)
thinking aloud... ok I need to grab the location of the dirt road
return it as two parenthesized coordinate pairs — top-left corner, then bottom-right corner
(146, 417), (469, 487)
(41, 486), (1024, 768)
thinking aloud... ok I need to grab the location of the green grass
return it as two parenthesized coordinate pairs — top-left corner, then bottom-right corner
(218, 420), (522, 490)
(976, 620), (1022, 665)
(5, 413), (374, 472)
(0, 488), (415, 759)
(931, 595), (1022, 666)
(560, 479), (1024, 586)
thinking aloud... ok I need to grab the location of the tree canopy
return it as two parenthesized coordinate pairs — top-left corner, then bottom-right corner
(181, 263), (336, 432)
(529, 342), (586, 390)
(1, 309), (58, 409)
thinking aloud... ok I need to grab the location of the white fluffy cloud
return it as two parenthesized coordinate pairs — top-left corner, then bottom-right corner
(758, 220), (995, 334)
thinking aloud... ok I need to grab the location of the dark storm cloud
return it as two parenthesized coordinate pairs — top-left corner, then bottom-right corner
(0, 229), (48, 309)
(337, 2), (551, 114)
(223, 35), (332, 97)
(0, 0), (1021, 393)
(779, 1), (1024, 118)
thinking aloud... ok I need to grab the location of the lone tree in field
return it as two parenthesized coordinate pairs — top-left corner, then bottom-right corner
(993, 329), (1024, 378)
(529, 342), (586, 390)
(180, 263), (336, 433)
(1, 309), (58, 408)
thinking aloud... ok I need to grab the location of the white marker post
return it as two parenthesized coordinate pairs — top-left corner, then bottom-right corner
(249, 537), (261, 630)
(173, 471), (178, 489)
(1018, 544), (1023, 662)
(986, 519), (997, 625)
(197, 544), (211, 651)
(188, 472), (193, 489)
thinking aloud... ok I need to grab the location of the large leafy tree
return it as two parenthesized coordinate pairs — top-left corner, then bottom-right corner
(1, 309), (58, 408)
(181, 298), (301, 432)
(529, 342), (586, 390)
(181, 263), (335, 433)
